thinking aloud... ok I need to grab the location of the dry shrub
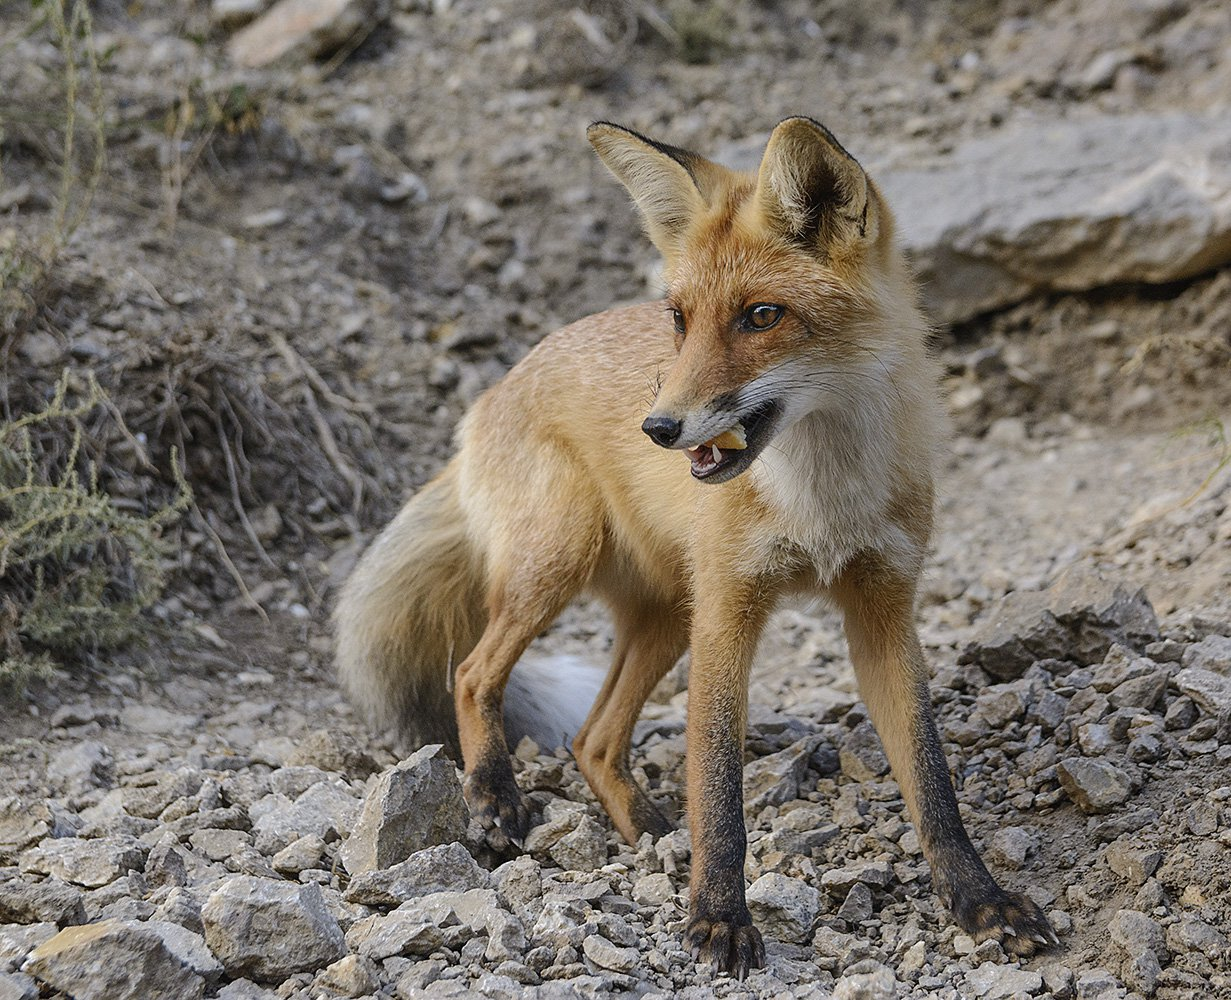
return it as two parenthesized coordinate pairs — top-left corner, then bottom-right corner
(0, 374), (190, 692)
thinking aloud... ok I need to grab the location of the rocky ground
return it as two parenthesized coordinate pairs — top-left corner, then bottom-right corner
(2, 0), (1230, 998)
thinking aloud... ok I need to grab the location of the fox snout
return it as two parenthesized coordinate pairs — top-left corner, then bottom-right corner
(641, 414), (682, 448)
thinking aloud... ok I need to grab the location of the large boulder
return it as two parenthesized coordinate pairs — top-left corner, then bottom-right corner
(881, 112), (1231, 323)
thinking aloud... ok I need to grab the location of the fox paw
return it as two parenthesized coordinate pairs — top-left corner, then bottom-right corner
(953, 888), (1060, 957)
(685, 915), (765, 980)
(464, 765), (530, 853)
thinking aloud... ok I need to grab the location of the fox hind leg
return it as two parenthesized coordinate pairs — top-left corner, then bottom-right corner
(454, 465), (603, 851)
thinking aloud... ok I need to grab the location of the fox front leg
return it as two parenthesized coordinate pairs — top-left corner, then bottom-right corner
(682, 569), (776, 978)
(831, 553), (1059, 955)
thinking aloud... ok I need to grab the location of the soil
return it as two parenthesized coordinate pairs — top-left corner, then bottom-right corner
(1, 0), (1229, 997)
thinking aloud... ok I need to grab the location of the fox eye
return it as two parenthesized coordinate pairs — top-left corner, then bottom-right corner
(670, 308), (686, 335)
(745, 303), (784, 330)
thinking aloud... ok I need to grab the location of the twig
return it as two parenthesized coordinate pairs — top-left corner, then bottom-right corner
(211, 404), (276, 568)
(194, 505), (268, 622)
(270, 331), (373, 416)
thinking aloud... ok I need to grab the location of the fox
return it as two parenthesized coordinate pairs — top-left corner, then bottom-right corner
(334, 117), (1059, 976)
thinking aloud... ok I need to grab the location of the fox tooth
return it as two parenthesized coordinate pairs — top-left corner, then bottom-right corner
(711, 444), (721, 464)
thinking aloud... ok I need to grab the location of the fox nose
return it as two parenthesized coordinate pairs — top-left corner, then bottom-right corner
(642, 415), (682, 448)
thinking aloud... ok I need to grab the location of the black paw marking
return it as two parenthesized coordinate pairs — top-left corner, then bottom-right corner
(953, 887), (1060, 957)
(463, 762), (530, 853)
(685, 915), (766, 980)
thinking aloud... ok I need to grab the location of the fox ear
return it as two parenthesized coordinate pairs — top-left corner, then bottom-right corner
(587, 122), (718, 256)
(755, 117), (877, 249)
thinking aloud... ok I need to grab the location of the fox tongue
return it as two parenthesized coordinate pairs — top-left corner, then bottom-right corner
(686, 442), (723, 471)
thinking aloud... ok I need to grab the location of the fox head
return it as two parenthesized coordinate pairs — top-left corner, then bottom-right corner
(588, 117), (916, 484)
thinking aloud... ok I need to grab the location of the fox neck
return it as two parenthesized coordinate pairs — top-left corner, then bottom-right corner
(748, 386), (922, 587)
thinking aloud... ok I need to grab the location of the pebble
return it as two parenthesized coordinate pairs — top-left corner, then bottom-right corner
(1056, 758), (1133, 813)
(745, 873), (820, 944)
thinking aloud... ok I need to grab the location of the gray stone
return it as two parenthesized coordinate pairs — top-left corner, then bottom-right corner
(1076, 968), (1120, 998)
(122, 769), (206, 820)
(314, 954), (379, 997)
(961, 568), (1159, 679)
(1174, 667), (1231, 715)
(878, 113), (1231, 323)
(144, 842), (188, 889)
(345, 909), (448, 960)
(47, 740), (113, 796)
(144, 921), (224, 983)
(250, 780), (360, 856)
(1109, 909), (1166, 958)
(0, 801), (50, 863)
(24, 920), (204, 1000)
(746, 873), (820, 944)
(837, 882), (873, 923)
(1056, 758), (1133, 814)
(1105, 840), (1161, 886)
(119, 705), (201, 736)
(820, 861), (893, 896)
(744, 735), (823, 812)
(151, 886), (204, 935)
(1108, 670), (1169, 711)
(0, 923), (57, 972)
(549, 814), (607, 872)
(189, 829), (252, 862)
(964, 961), (1044, 998)
(988, 826), (1036, 870)
(839, 722), (890, 781)
(581, 935), (637, 973)
(1181, 635), (1231, 674)
(200, 876), (345, 982)
(631, 872), (674, 907)
(339, 745), (467, 876)
(271, 834), (326, 876)
(227, 0), (389, 68)
(344, 841), (486, 906)
(832, 966), (898, 1000)
(0, 972), (37, 1000)
(975, 685), (1029, 728)
(215, 980), (277, 1000)
(0, 878), (85, 925)
(1166, 915), (1228, 957)
(1123, 949), (1160, 995)
(491, 856), (543, 913)
(347, 888), (507, 960)
(529, 897), (590, 949)
(1041, 964), (1076, 999)
(1164, 696), (1199, 731)
(286, 728), (380, 777)
(19, 836), (148, 889)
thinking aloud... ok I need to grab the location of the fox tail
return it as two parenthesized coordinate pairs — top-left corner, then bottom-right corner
(334, 461), (602, 755)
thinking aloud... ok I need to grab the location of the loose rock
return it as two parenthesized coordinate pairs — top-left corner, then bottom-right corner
(339, 745), (467, 876)
(200, 877), (345, 982)
(24, 920), (205, 1000)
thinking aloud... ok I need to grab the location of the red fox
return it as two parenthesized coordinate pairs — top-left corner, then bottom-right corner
(335, 117), (1058, 976)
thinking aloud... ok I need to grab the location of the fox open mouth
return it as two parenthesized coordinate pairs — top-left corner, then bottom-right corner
(685, 401), (780, 483)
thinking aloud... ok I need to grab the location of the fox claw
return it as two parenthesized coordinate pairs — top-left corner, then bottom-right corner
(464, 765), (531, 853)
(951, 887), (1059, 958)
